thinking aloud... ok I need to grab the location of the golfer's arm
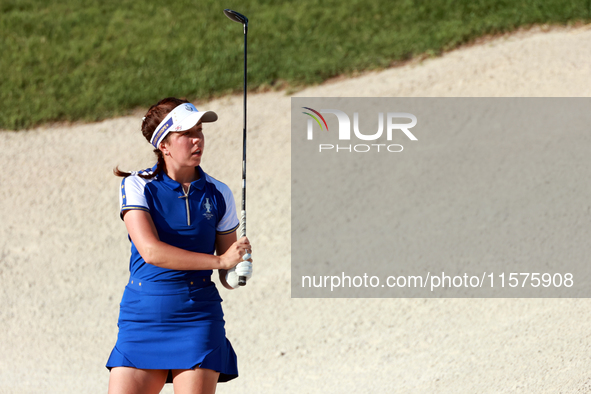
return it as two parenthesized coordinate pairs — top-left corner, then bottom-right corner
(123, 210), (224, 270)
(216, 231), (238, 290)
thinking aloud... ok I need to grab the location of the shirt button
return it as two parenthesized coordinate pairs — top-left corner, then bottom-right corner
(203, 278), (206, 282)
(190, 281), (194, 285)
(139, 282), (142, 286)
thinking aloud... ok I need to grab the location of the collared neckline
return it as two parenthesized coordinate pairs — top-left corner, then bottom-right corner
(157, 165), (206, 192)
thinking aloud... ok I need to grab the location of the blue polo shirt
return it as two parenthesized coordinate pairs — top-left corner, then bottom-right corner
(119, 165), (239, 281)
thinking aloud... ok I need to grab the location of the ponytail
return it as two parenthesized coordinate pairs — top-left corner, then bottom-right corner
(113, 149), (166, 179)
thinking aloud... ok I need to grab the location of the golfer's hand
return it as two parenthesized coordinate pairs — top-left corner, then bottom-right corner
(219, 236), (252, 270)
(225, 260), (253, 289)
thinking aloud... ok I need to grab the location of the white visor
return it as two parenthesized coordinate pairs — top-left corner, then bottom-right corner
(150, 103), (217, 148)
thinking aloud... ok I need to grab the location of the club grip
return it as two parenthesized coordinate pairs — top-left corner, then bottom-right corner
(238, 210), (248, 286)
(239, 210), (246, 238)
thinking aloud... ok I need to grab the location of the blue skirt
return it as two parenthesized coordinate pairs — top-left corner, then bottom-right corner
(106, 276), (238, 383)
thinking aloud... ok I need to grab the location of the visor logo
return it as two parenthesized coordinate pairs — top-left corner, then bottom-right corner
(152, 118), (174, 147)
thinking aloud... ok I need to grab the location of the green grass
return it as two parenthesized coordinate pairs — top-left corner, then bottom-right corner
(1, 0), (590, 129)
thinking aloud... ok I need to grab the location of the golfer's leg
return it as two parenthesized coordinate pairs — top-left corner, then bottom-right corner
(171, 367), (220, 394)
(108, 367), (168, 394)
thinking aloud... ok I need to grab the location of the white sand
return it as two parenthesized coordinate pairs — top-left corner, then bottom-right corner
(1, 25), (590, 393)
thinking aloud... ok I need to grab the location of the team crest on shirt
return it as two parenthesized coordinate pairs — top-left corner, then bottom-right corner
(202, 198), (214, 220)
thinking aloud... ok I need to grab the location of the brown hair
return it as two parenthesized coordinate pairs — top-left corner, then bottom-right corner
(114, 97), (190, 179)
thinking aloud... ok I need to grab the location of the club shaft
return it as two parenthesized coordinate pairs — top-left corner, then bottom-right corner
(242, 28), (247, 216)
(238, 26), (248, 286)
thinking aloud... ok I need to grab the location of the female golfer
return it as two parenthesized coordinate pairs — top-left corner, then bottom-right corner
(106, 97), (253, 394)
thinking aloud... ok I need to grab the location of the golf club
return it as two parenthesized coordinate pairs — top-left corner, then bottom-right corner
(224, 9), (249, 286)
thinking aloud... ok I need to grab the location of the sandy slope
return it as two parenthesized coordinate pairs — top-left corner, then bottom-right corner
(1, 25), (591, 393)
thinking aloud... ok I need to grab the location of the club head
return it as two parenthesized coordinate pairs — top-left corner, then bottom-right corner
(223, 9), (248, 26)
